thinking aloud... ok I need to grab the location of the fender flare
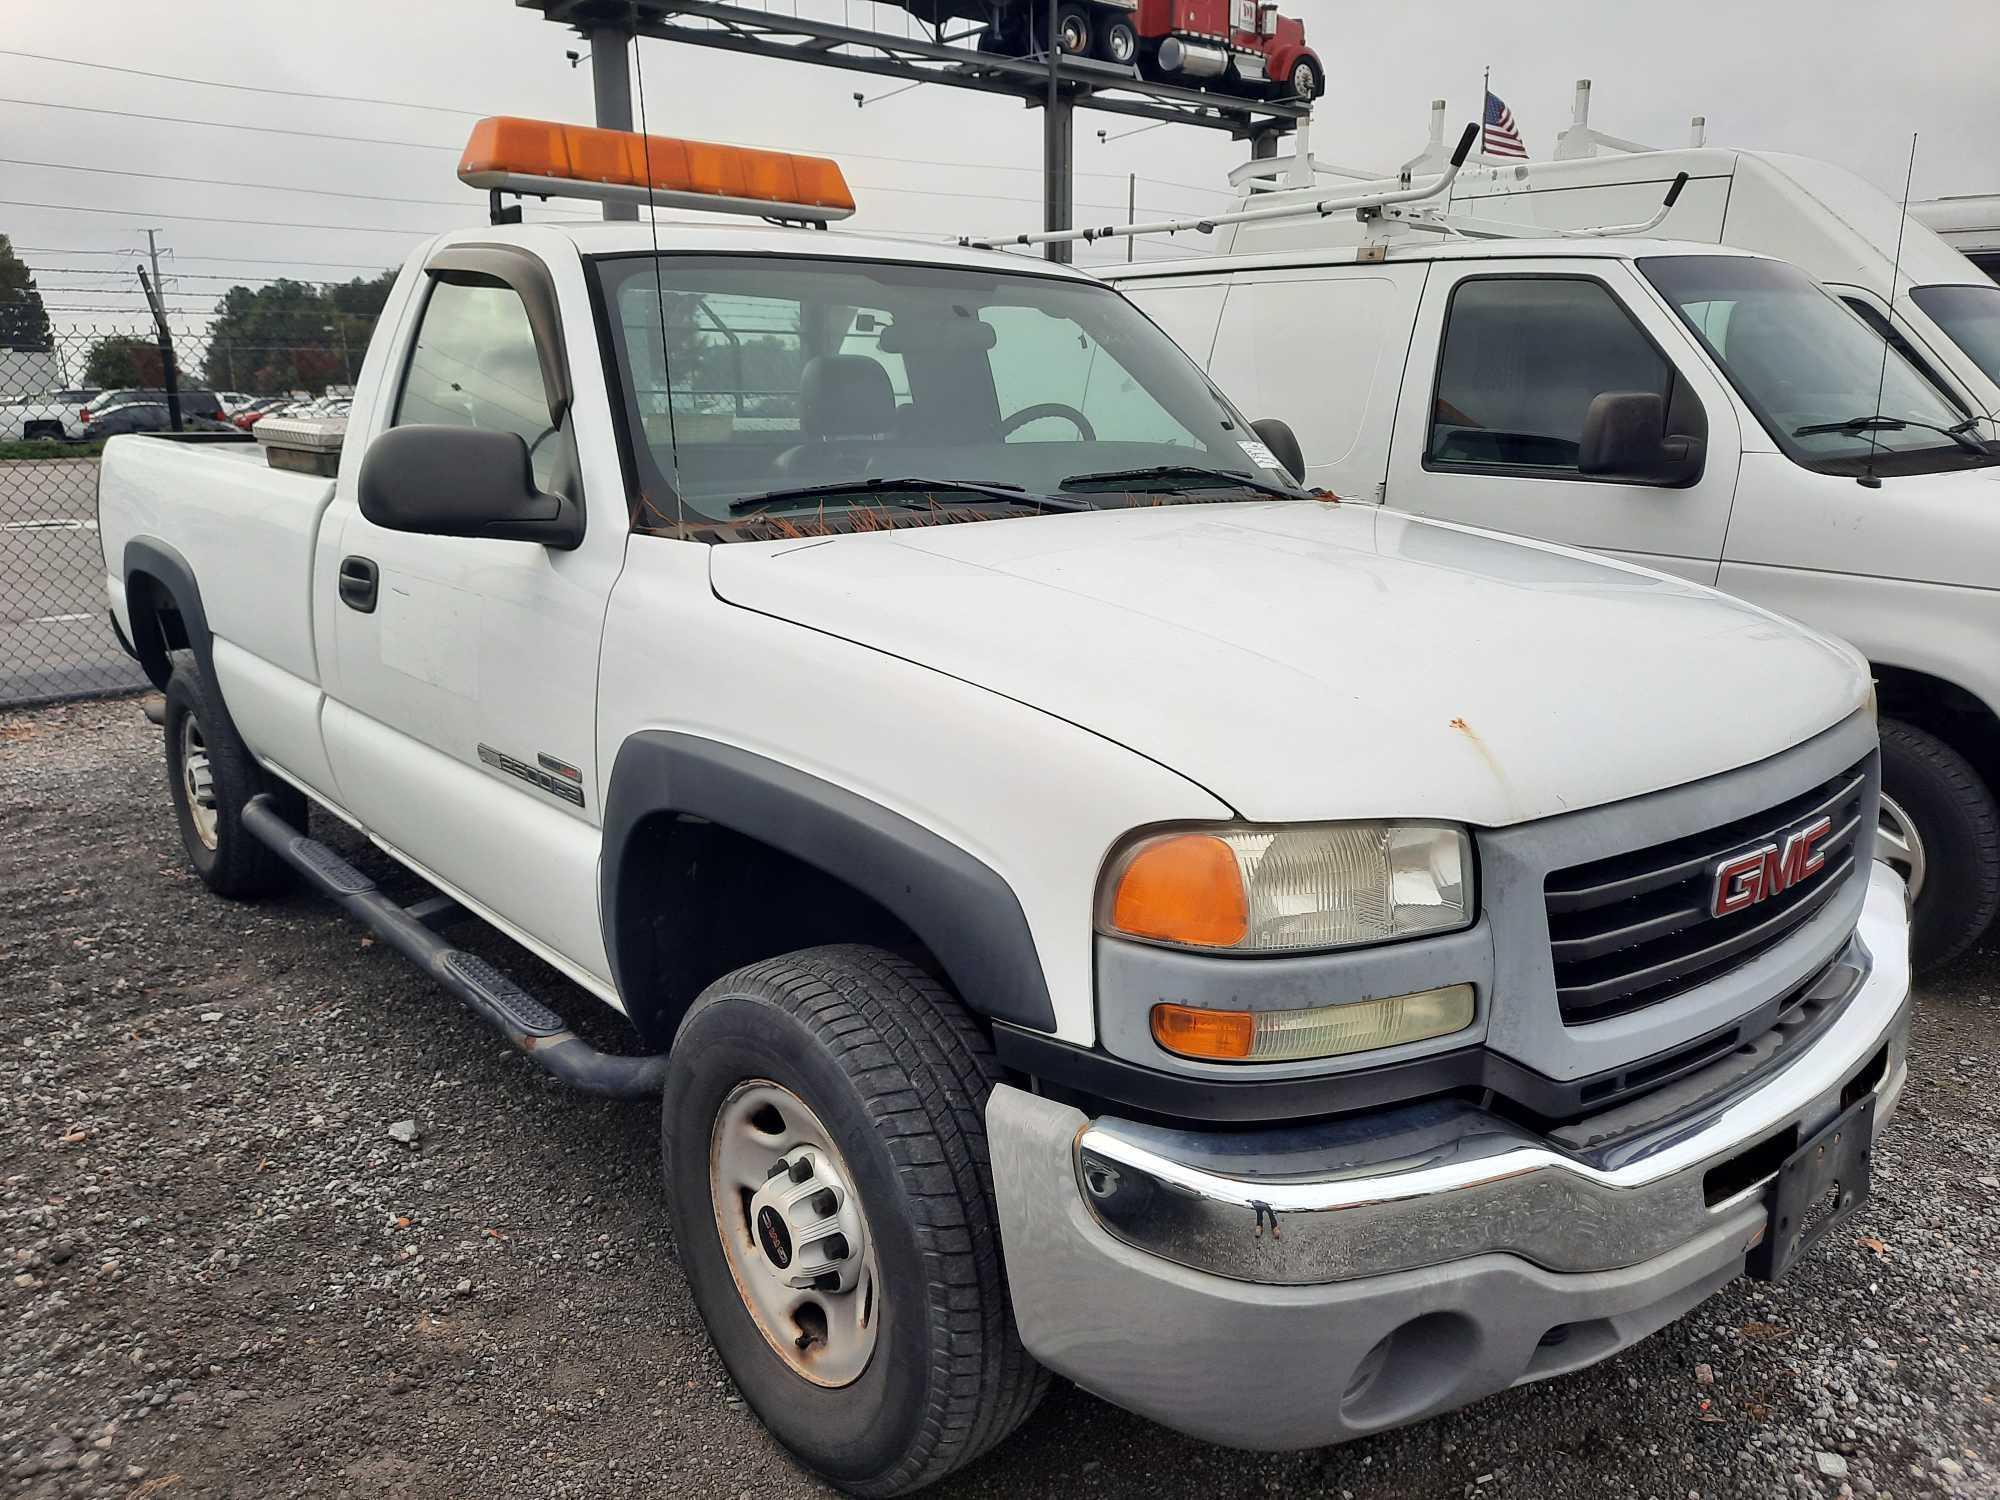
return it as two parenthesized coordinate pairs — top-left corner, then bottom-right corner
(122, 537), (217, 693)
(600, 731), (1058, 1040)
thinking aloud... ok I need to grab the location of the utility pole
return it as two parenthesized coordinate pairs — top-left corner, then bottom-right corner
(1126, 173), (1135, 262)
(135, 264), (182, 431)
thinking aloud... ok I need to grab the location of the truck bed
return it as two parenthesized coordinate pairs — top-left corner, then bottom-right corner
(98, 432), (338, 691)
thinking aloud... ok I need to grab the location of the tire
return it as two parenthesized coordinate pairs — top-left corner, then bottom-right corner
(1878, 717), (2000, 972)
(1099, 16), (1137, 65)
(162, 660), (304, 899)
(1286, 56), (1319, 100)
(661, 945), (1046, 1497)
(1055, 3), (1090, 55)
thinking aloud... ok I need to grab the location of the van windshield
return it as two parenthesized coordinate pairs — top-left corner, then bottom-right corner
(591, 253), (1298, 534)
(1910, 283), (2000, 389)
(1641, 255), (1996, 477)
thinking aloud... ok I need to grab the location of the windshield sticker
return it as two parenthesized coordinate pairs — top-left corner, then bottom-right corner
(1238, 439), (1283, 471)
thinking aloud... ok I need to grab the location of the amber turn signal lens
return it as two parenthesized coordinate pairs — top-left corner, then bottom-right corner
(1150, 1004), (1258, 1061)
(1109, 833), (1249, 949)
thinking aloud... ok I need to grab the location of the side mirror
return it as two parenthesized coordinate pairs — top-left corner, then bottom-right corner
(1251, 417), (1307, 485)
(357, 425), (582, 549)
(1578, 392), (1705, 486)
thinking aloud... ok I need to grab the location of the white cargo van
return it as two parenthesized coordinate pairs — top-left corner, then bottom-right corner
(1204, 147), (2000, 441)
(1913, 194), (2000, 283)
(1106, 226), (2000, 973)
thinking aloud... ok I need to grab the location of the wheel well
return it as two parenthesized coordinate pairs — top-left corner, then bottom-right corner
(1873, 663), (2000, 793)
(124, 569), (189, 690)
(610, 812), (936, 1050)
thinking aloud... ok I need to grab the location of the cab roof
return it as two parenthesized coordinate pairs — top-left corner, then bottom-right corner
(431, 216), (1104, 282)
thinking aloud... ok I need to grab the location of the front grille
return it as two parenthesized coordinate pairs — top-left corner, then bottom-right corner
(1543, 754), (1873, 1024)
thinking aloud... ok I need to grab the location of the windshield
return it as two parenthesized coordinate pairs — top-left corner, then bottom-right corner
(592, 253), (1294, 532)
(1641, 255), (1995, 477)
(1910, 282), (2000, 389)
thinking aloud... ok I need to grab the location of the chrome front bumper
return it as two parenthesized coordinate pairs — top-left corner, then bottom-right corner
(987, 861), (1911, 1450)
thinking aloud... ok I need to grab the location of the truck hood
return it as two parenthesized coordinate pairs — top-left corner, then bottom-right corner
(707, 502), (1869, 826)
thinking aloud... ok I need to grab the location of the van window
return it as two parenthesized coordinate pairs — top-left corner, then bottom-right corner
(1910, 283), (2000, 389)
(397, 276), (563, 493)
(1428, 278), (1673, 473)
(1837, 297), (1969, 414)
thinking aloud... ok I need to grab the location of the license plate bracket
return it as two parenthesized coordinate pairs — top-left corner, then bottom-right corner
(1747, 1095), (1875, 1282)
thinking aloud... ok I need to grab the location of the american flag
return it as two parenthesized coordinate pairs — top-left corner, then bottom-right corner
(1483, 92), (1528, 159)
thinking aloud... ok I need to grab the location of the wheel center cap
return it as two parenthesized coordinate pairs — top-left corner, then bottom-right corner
(756, 1205), (794, 1269)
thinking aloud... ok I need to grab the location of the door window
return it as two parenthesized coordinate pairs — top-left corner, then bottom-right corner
(1428, 277), (1673, 473)
(397, 277), (564, 492)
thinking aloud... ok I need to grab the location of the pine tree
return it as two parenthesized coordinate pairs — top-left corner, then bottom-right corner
(0, 235), (53, 352)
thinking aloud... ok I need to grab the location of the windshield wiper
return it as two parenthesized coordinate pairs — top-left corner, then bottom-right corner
(1056, 463), (1300, 499)
(1794, 413), (1988, 456)
(728, 476), (1088, 516)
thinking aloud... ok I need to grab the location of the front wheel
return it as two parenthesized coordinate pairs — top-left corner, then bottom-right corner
(1878, 717), (2000, 972)
(661, 946), (1045, 1496)
(1285, 56), (1320, 100)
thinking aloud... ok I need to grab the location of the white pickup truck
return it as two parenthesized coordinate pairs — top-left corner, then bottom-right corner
(98, 118), (1912, 1496)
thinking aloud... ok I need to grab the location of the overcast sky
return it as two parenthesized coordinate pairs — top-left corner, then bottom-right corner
(6, 0), (1997, 342)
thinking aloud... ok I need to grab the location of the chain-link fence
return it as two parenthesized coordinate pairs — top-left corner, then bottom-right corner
(2, 314), (381, 707)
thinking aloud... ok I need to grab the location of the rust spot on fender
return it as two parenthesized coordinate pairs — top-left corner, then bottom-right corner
(1447, 716), (1524, 817)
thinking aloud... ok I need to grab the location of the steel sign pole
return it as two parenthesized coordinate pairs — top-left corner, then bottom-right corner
(1043, 0), (1072, 263)
(591, 26), (640, 221)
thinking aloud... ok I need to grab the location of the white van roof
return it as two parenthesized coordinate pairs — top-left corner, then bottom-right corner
(1101, 235), (1770, 282)
(1202, 147), (1982, 294)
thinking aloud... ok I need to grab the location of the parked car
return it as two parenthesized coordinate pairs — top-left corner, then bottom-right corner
(1, 389), (95, 442)
(81, 389), (226, 433)
(232, 397), (296, 430)
(1109, 207), (2000, 971)
(87, 403), (239, 437)
(97, 115), (1911, 1496)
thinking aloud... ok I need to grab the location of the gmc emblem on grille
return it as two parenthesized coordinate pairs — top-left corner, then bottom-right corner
(1710, 814), (1833, 918)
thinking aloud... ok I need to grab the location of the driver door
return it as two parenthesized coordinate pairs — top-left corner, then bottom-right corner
(322, 252), (624, 990)
(1384, 259), (1742, 585)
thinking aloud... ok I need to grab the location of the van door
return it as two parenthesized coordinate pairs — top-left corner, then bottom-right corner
(1383, 258), (1742, 585)
(321, 249), (625, 992)
(1202, 265), (1427, 501)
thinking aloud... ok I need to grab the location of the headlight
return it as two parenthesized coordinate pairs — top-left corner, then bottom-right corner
(1100, 822), (1473, 953)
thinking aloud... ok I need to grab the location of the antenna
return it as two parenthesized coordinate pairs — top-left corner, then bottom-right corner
(632, 34), (685, 532)
(1860, 133), (1919, 490)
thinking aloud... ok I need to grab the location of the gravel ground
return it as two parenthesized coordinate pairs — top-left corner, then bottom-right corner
(2, 695), (1995, 1500)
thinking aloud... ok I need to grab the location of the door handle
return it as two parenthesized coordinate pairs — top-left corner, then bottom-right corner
(338, 556), (379, 613)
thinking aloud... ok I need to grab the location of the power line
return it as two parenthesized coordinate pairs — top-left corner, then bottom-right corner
(0, 48), (489, 116)
(0, 90), (1231, 194)
(0, 197), (604, 236)
(16, 246), (415, 270)
(0, 95), (461, 151)
(1, 156), (1213, 220)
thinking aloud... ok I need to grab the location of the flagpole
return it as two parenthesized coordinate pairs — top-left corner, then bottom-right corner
(1479, 65), (1490, 165)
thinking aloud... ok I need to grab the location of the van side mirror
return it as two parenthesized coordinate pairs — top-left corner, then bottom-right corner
(1251, 417), (1307, 484)
(1578, 392), (1705, 486)
(358, 425), (582, 549)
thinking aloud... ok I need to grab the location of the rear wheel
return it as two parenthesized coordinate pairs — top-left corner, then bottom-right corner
(661, 946), (1045, 1497)
(1055, 3), (1091, 55)
(1878, 717), (2000, 972)
(1100, 16), (1137, 64)
(162, 660), (303, 898)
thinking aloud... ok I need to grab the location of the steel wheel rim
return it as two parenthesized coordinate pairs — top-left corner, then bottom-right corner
(1059, 15), (1087, 52)
(180, 712), (219, 850)
(709, 1080), (881, 1388)
(1877, 792), (1927, 904)
(1108, 24), (1135, 61)
(1293, 61), (1317, 98)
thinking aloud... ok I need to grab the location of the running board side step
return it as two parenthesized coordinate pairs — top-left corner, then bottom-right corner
(241, 796), (670, 1099)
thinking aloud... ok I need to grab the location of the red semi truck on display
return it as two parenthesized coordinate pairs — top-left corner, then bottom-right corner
(915, 0), (1323, 100)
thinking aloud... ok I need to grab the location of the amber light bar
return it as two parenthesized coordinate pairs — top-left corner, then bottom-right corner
(457, 116), (856, 223)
